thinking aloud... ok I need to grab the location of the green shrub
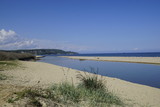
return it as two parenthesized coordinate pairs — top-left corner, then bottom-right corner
(0, 52), (35, 61)
(77, 73), (105, 91)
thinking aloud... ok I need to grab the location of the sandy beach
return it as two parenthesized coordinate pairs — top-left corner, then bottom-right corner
(63, 56), (160, 64)
(0, 61), (160, 107)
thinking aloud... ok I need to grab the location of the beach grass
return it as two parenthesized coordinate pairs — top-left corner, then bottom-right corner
(0, 61), (19, 81)
(0, 61), (19, 71)
(0, 74), (7, 80)
(77, 72), (105, 91)
(9, 74), (124, 107)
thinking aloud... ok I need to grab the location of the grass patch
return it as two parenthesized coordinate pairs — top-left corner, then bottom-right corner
(10, 74), (124, 106)
(51, 82), (82, 104)
(0, 73), (7, 80)
(8, 88), (44, 106)
(0, 61), (19, 71)
(77, 72), (105, 91)
(0, 61), (19, 80)
(51, 82), (124, 106)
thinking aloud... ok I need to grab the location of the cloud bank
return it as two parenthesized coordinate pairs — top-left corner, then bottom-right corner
(0, 29), (88, 52)
(0, 29), (37, 50)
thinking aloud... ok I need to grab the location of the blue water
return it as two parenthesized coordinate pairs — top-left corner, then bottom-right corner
(64, 52), (160, 57)
(39, 55), (160, 88)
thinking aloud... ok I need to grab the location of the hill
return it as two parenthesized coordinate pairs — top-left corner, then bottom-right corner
(0, 49), (78, 55)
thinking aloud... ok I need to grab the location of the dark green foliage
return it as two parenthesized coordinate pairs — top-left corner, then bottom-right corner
(0, 52), (35, 61)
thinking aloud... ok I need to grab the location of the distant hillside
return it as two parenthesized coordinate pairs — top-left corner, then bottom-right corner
(0, 49), (78, 55)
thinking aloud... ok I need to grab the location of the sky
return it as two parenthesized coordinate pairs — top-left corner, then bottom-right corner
(0, 0), (160, 53)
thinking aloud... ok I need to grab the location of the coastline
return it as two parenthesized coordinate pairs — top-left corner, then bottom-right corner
(62, 56), (160, 65)
(0, 61), (160, 106)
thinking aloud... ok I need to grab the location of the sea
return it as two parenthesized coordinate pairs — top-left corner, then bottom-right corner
(38, 52), (160, 88)
(64, 52), (160, 57)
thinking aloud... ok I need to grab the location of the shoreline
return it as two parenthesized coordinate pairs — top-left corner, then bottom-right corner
(62, 56), (160, 65)
(0, 61), (160, 106)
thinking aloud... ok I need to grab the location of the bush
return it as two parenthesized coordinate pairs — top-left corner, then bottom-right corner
(0, 52), (35, 61)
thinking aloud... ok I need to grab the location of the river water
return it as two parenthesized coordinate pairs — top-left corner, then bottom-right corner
(39, 56), (160, 88)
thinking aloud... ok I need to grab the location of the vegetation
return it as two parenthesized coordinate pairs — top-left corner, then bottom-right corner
(0, 61), (18, 70)
(0, 61), (18, 71)
(0, 49), (78, 55)
(9, 74), (124, 107)
(77, 72), (105, 91)
(0, 52), (35, 61)
(0, 73), (7, 80)
(0, 61), (19, 80)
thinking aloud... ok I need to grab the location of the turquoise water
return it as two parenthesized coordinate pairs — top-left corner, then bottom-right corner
(39, 56), (160, 88)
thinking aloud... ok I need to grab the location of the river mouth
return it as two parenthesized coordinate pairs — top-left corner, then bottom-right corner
(38, 56), (160, 88)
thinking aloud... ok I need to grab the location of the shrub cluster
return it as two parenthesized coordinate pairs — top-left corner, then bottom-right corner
(0, 52), (35, 61)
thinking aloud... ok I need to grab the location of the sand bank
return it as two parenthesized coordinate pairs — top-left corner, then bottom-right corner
(63, 56), (160, 64)
(0, 61), (160, 106)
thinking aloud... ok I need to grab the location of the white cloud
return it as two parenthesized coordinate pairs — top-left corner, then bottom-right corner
(0, 29), (88, 52)
(0, 29), (38, 50)
(0, 29), (17, 44)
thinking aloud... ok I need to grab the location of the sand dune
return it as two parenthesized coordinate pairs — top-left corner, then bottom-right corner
(0, 61), (160, 106)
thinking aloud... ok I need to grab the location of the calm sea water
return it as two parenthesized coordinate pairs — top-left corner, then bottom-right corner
(38, 53), (160, 88)
(64, 52), (160, 57)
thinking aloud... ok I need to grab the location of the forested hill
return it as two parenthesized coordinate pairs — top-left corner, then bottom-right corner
(0, 49), (78, 55)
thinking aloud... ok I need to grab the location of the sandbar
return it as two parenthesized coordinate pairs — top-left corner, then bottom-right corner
(63, 56), (160, 64)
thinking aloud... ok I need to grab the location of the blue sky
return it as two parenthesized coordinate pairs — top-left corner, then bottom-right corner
(0, 0), (160, 53)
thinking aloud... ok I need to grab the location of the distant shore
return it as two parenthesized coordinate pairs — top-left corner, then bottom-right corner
(0, 61), (160, 106)
(62, 56), (160, 64)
